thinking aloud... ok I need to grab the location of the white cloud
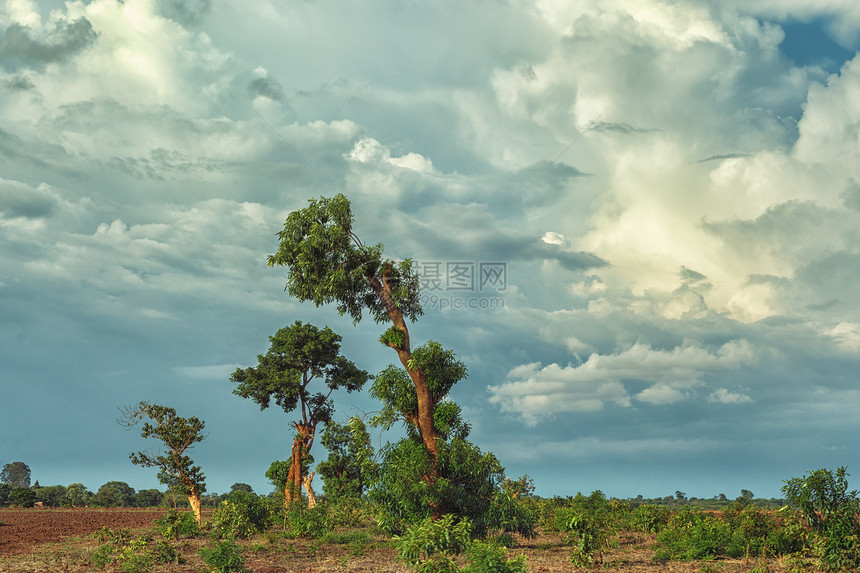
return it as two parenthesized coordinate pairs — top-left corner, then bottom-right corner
(708, 387), (754, 404)
(489, 340), (756, 424)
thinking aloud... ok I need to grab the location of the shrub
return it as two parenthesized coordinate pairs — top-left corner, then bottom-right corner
(154, 509), (199, 540)
(200, 538), (245, 573)
(464, 540), (527, 573)
(211, 492), (270, 539)
(282, 502), (333, 538)
(654, 509), (732, 561)
(631, 504), (672, 533)
(555, 506), (614, 567)
(395, 514), (471, 573)
(782, 467), (860, 571)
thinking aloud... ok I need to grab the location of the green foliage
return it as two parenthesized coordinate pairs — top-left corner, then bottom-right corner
(268, 193), (423, 324)
(123, 402), (207, 499)
(371, 434), (536, 538)
(133, 488), (162, 507)
(63, 482), (93, 507)
(231, 321), (368, 417)
(199, 538), (245, 573)
(631, 504), (672, 533)
(379, 326), (407, 349)
(8, 486), (36, 507)
(654, 508), (733, 561)
(93, 481), (136, 507)
(464, 540), (527, 573)
(211, 491), (270, 539)
(317, 416), (377, 500)
(281, 502), (333, 538)
(1, 461), (31, 488)
(782, 467), (860, 571)
(396, 516), (528, 573)
(153, 509), (200, 540)
(91, 544), (114, 569)
(0, 483), (11, 507)
(370, 342), (469, 440)
(395, 514), (472, 573)
(89, 530), (177, 573)
(555, 497), (614, 567)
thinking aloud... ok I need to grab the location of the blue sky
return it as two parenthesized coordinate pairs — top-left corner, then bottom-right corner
(2, 0), (860, 500)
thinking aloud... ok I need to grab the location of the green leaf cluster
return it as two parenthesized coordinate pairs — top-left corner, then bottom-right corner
(127, 403), (207, 495)
(269, 193), (422, 324)
(231, 320), (368, 419)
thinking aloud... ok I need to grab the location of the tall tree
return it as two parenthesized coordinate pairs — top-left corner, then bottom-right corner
(267, 195), (447, 466)
(1, 461), (31, 488)
(231, 320), (369, 506)
(120, 402), (207, 524)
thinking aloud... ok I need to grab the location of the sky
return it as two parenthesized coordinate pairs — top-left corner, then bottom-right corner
(1, 0), (860, 501)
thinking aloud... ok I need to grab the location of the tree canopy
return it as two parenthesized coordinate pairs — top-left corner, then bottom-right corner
(1, 461), (31, 488)
(121, 401), (207, 523)
(231, 320), (369, 505)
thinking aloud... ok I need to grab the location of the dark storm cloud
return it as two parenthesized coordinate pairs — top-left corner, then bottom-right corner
(248, 76), (286, 102)
(0, 17), (97, 71)
(0, 180), (56, 219)
(5, 75), (36, 91)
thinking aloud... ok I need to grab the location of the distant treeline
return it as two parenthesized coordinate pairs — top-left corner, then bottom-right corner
(0, 480), (261, 509)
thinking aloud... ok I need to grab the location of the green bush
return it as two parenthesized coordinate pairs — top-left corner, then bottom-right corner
(395, 514), (471, 573)
(463, 540), (527, 573)
(153, 509), (199, 540)
(200, 538), (245, 573)
(631, 504), (672, 533)
(654, 509), (732, 561)
(211, 492), (270, 539)
(555, 505), (614, 567)
(782, 467), (860, 571)
(282, 502), (333, 538)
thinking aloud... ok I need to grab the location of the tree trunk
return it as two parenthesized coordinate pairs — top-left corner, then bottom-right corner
(187, 487), (202, 526)
(284, 437), (304, 504)
(285, 423), (316, 506)
(372, 274), (441, 464)
(303, 472), (317, 508)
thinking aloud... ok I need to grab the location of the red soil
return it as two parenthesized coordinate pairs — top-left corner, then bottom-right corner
(0, 507), (169, 555)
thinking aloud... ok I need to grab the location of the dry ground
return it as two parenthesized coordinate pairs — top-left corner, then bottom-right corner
(0, 507), (799, 572)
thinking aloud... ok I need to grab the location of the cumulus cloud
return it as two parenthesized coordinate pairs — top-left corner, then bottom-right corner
(489, 340), (756, 425)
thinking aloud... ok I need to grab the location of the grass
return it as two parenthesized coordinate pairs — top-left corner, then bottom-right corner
(0, 508), (809, 573)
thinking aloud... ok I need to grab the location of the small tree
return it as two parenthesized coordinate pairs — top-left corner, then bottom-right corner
(231, 321), (369, 506)
(317, 416), (377, 500)
(1, 461), (31, 488)
(120, 401), (208, 524)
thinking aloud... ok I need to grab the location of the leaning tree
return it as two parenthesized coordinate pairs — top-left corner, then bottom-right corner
(266, 195), (446, 462)
(120, 402), (207, 524)
(231, 320), (369, 506)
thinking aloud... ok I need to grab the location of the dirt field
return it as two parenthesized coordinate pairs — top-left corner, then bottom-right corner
(0, 507), (796, 572)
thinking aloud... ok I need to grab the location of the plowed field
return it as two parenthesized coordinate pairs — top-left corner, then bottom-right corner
(0, 507), (168, 555)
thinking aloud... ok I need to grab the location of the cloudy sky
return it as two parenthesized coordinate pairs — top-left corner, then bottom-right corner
(2, 0), (860, 500)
